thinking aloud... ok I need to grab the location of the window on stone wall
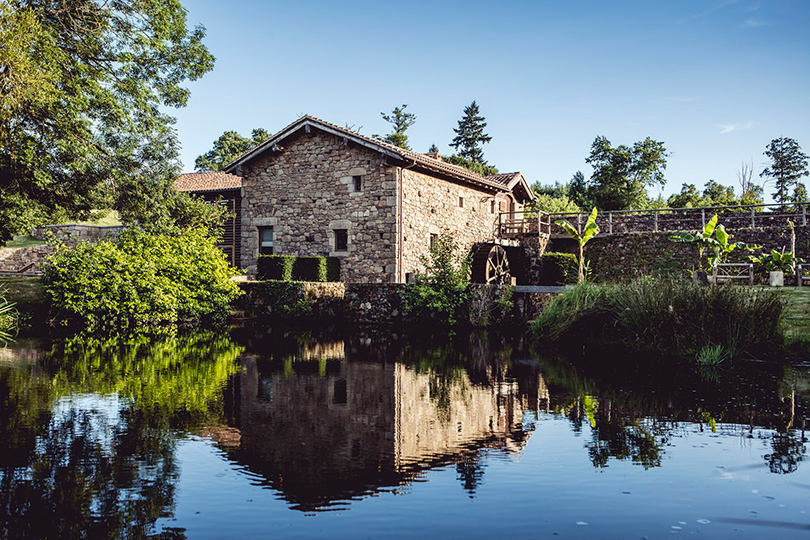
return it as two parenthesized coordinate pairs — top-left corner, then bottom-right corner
(353, 175), (362, 192)
(259, 226), (274, 255)
(429, 233), (438, 251)
(334, 229), (348, 252)
(458, 195), (464, 208)
(499, 201), (506, 212)
(491, 200), (496, 214)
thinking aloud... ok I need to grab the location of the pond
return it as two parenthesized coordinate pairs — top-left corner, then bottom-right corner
(0, 328), (808, 539)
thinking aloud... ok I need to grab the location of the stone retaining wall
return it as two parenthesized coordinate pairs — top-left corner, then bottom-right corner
(236, 281), (551, 326)
(545, 225), (810, 283)
(0, 245), (54, 273)
(33, 224), (125, 243)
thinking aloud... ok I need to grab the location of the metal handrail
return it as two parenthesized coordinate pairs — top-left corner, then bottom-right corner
(541, 201), (807, 235)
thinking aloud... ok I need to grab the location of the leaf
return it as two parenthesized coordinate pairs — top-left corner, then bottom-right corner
(702, 214), (719, 239)
(555, 219), (579, 239)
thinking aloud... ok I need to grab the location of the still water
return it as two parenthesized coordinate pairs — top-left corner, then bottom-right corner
(0, 328), (807, 539)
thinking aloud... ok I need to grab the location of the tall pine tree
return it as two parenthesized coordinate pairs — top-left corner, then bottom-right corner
(760, 137), (809, 204)
(376, 104), (416, 150)
(449, 101), (492, 164)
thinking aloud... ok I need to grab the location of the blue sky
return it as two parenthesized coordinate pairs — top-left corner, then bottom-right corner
(173, 0), (810, 200)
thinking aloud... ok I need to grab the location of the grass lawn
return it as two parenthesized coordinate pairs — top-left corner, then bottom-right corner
(0, 277), (45, 305)
(775, 287), (810, 336)
(3, 235), (47, 248)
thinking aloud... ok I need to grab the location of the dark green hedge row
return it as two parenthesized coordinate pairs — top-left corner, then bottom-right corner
(540, 252), (578, 285)
(258, 255), (340, 282)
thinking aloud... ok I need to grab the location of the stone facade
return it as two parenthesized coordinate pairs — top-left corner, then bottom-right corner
(400, 167), (522, 278)
(32, 224), (124, 243)
(240, 133), (398, 282)
(238, 124), (528, 283)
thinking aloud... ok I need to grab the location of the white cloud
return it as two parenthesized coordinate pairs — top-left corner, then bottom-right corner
(720, 122), (754, 134)
(743, 18), (764, 27)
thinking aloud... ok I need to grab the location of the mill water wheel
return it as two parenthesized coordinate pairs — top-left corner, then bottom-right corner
(471, 244), (513, 284)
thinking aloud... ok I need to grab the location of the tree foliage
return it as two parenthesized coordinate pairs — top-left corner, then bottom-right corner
(42, 228), (241, 331)
(443, 154), (498, 176)
(0, 0), (214, 245)
(761, 137), (809, 205)
(375, 104), (415, 150)
(585, 136), (668, 211)
(449, 101), (492, 164)
(195, 128), (270, 171)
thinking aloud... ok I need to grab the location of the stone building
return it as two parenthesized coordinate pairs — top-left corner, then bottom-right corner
(219, 115), (535, 283)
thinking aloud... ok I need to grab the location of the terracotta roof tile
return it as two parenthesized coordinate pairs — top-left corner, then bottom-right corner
(175, 171), (242, 192)
(485, 172), (522, 187)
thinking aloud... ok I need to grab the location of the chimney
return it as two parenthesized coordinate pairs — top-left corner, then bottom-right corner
(426, 152), (442, 160)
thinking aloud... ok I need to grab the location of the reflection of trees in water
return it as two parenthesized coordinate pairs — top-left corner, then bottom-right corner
(536, 352), (810, 474)
(765, 430), (807, 474)
(0, 332), (241, 538)
(456, 454), (487, 498)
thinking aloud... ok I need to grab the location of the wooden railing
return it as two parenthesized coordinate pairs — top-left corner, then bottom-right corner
(498, 211), (552, 238)
(545, 202), (808, 236)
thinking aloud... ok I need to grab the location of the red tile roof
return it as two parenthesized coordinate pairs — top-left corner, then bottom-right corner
(175, 171), (242, 192)
(485, 172), (522, 187)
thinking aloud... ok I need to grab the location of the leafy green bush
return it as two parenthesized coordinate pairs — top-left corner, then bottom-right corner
(42, 228), (241, 331)
(541, 252), (578, 285)
(401, 231), (470, 328)
(237, 281), (312, 318)
(258, 255), (295, 281)
(533, 276), (785, 358)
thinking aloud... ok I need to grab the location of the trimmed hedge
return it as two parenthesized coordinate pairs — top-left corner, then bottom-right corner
(540, 252), (578, 285)
(258, 255), (295, 281)
(258, 255), (340, 282)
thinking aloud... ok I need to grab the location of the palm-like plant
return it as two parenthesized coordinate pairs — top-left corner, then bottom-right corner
(555, 208), (600, 283)
(750, 248), (804, 274)
(671, 214), (760, 272)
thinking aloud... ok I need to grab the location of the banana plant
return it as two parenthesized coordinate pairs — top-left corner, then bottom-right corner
(750, 248), (804, 274)
(555, 207), (600, 283)
(671, 214), (760, 272)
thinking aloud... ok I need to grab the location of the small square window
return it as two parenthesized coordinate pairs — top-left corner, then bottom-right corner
(259, 226), (274, 255)
(458, 196), (464, 208)
(334, 229), (348, 251)
(353, 175), (362, 192)
(429, 233), (438, 251)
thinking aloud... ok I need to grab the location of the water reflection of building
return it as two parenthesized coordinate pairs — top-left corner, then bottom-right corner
(224, 348), (540, 511)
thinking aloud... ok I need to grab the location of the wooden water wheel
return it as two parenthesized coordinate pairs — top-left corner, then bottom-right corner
(471, 244), (512, 284)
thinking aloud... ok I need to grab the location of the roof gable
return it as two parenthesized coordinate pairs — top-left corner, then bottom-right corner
(223, 115), (533, 199)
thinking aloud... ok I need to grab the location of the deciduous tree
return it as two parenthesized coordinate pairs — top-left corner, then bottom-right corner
(195, 129), (270, 172)
(0, 0), (214, 244)
(585, 136), (668, 211)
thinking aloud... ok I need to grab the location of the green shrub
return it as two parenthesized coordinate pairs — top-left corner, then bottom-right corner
(258, 255), (295, 281)
(326, 257), (341, 282)
(292, 256), (341, 282)
(239, 281), (312, 317)
(541, 252), (578, 285)
(401, 231), (470, 329)
(42, 228), (241, 331)
(533, 276), (785, 358)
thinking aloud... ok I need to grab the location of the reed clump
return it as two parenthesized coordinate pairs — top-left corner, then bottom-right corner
(533, 276), (784, 358)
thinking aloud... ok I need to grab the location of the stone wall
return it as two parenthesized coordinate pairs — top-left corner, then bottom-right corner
(545, 225), (810, 283)
(0, 245), (53, 273)
(236, 281), (546, 327)
(240, 132), (398, 282)
(32, 224), (124, 243)
(400, 168), (521, 276)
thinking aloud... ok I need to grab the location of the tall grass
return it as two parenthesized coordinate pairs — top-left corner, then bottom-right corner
(0, 286), (18, 341)
(533, 276), (785, 358)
